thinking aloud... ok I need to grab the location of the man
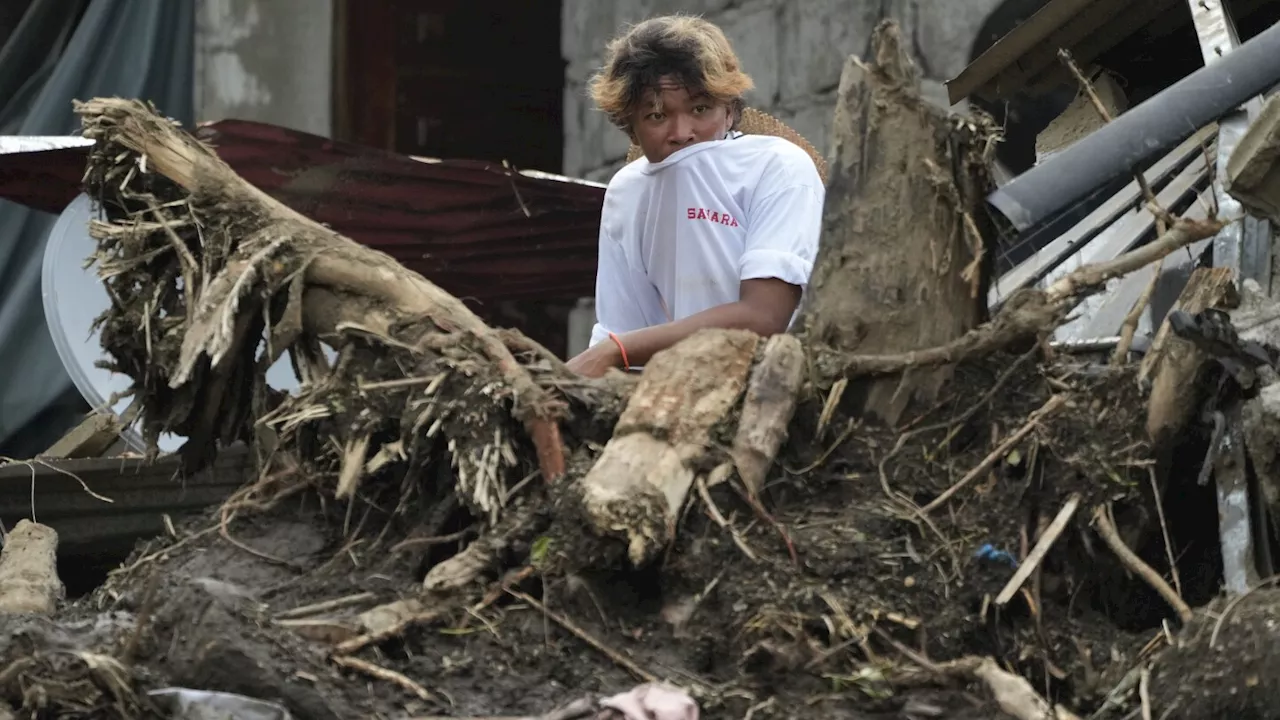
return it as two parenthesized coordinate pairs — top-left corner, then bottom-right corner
(565, 14), (826, 377)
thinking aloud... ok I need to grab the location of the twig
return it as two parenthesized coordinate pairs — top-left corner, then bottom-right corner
(923, 395), (1068, 513)
(120, 568), (161, 666)
(873, 627), (1082, 720)
(828, 216), (1218, 380)
(785, 418), (856, 475)
(506, 589), (659, 684)
(695, 477), (757, 561)
(1112, 263), (1162, 365)
(730, 480), (799, 566)
(996, 493), (1081, 605)
(405, 695), (597, 720)
(1092, 505), (1193, 624)
(1058, 50), (1168, 225)
(1139, 667), (1152, 720)
(110, 525), (218, 578)
(1147, 465), (1182, 598)
(390, 528), (474, 554)
(816, 378), (848, 438)
(274, 592), (377, 620)
(333, 608), (445, 655)
(878, 346), (1037, 500)
(219, 505), (297, 568)
(331, 654), (438, 703)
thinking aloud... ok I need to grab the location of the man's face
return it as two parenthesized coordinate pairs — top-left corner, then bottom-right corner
(630, 76), (733, 163)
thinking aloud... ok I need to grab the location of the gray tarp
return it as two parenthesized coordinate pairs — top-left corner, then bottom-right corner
(0, 0), (193, 456)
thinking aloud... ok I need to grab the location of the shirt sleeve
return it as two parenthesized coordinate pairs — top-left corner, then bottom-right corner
(740, 158), (825, 288)
(588, 225), (661, 347)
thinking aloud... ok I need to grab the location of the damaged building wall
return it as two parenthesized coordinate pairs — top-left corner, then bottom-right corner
(193, 0), (333, 137)
(561, 0), (1004, 182)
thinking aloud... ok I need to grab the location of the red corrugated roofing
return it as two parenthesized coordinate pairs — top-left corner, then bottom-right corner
(0, 119), (605, 304)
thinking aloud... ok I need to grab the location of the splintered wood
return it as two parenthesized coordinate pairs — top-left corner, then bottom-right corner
(731, 334), (805, 497)
(580, 330), (758, 566)
(798, 20), (994, 425)
(1141, 267), (1237, 446)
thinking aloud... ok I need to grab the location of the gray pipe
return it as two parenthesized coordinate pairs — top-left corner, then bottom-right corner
(987, 18), (1280, 232)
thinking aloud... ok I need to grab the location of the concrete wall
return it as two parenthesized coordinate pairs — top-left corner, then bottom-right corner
(561, 0), (1004, 182)
(194, 0), (334, 138)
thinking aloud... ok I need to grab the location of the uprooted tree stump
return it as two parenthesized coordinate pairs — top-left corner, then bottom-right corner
(797, 20), (998, 425)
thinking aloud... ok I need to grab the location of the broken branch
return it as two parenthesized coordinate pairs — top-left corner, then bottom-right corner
(923, 395), (1068, 513)
(1092, 505), (1193, 624)
(995, 493), (1081, 605)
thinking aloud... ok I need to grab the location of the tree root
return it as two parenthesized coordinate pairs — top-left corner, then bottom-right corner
(814, 216), (1223, 382)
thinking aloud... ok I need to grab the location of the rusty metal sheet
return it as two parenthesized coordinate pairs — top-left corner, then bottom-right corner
(0, 119), (606, 304)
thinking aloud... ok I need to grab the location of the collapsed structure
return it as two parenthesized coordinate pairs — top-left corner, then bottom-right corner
(2, 7), (1280, 720)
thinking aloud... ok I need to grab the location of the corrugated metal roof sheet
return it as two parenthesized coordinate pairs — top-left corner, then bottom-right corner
(0, 119), (606, 304)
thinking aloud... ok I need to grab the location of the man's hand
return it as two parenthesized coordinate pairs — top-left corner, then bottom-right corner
(566, 339), (623, 378)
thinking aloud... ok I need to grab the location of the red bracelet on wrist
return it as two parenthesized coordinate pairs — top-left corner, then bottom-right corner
(607, 332), (630, 370)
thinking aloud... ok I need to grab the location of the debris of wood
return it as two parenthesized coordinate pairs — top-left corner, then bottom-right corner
(797, 20), (996, 425)
(1142, 267), (1237, 446)
(731, 333), (805, 497)
(579, 329), (758, 567)
(31, 27), (1252, 718)
(1092, 505), (1193, 624)
(0, 520), (63, 615)
(39, 400), (139, 459)
(995, 493), (1080, 606)
(73, 96), (601, 509)
(1226, 94), (1280, 224)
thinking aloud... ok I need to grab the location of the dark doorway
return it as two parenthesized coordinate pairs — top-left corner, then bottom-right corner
(333, 0), (565, 174)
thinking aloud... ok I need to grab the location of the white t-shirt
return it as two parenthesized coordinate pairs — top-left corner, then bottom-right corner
(588, 133), (825, 348)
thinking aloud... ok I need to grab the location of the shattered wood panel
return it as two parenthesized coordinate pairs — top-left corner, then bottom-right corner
(582, 330), (759, 567)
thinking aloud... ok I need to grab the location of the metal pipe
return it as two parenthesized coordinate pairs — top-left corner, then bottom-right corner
(986, 18), (1280, 232)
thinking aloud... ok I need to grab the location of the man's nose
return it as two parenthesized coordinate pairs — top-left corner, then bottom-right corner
(669, 116), (695, 144)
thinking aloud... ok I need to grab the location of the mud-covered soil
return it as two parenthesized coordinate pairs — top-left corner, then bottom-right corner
(0, 352), (1239, 719)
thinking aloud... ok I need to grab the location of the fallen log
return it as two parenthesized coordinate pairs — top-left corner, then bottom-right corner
(578, 330), (759, 567)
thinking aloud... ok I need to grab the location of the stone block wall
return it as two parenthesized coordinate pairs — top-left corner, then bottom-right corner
(561, 0), (1006, 182)
(194, 0), (334, 137)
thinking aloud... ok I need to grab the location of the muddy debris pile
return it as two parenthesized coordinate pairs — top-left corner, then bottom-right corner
(6, 23), (1280, 720)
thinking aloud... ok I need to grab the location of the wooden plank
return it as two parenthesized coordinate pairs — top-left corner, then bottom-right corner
(946, 0), (1099, 104)
(40, 400), (139, 460)
(0, 447), (250, 555)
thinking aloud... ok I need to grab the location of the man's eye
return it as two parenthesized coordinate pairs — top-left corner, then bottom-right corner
(646, 112), (664, 121)
(693, 105), (709, 114)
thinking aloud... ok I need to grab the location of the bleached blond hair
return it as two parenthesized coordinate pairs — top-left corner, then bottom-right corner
(588, 15), (755, 131)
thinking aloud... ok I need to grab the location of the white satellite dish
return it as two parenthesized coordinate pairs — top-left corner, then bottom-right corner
(42, 193), (315, 454)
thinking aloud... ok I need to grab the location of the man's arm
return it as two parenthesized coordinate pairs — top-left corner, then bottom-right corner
(566, 277), (800, 376)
